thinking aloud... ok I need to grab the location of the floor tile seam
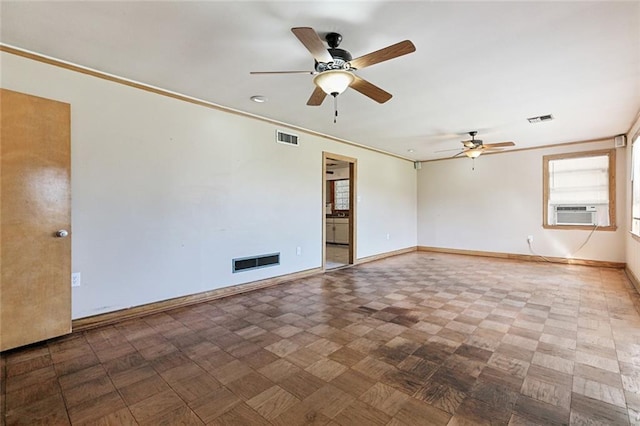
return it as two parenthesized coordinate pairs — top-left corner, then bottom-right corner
(122, 339), (230, 425)
(92, 334), (189, 423)
(54, 375), (79, 426)
(519, 308), (629, 424)
(9, 343), (78, 423)
(595, 282), (632, 400)
(570, 390), (633, 425)
(178, 340), (286, 424)
(63, 338), (134, 425)
(43, 342), (95, 425)
(600, 270), (640, 315)
(520, 379), (576, 424)
(3, 384), (69, 425)
(156, 359), (215, 426)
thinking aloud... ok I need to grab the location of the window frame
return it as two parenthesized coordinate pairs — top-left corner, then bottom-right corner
(631, 133), (640, 239)
(542, 148), (616, 231)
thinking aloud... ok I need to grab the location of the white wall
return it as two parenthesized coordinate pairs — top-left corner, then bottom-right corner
(626, 115), (640, 281)
(417, 140), (626, 263)
(1, 52), (417, 319)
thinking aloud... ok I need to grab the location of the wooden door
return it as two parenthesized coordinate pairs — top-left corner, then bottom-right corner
(1, 89), (71, 351)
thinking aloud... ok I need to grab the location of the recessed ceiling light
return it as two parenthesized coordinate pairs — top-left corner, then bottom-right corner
(250, 95), (268, 103)
(407, 149), (415, 153)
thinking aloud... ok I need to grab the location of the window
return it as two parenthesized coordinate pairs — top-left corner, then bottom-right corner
(543, 149), (616, 230)
(333, 179), (350, 211)
(632, 134), (640, 237)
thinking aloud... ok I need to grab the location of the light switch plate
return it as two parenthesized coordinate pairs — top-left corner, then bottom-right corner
(71, 272), (81, 287)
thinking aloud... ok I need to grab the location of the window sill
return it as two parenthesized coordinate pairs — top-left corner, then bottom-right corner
(543, 224), (617, 232)
(630, 232), (640, 242)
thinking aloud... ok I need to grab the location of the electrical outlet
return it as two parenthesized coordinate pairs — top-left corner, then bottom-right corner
(527, 235), (534, 243)
(71, 272), (81, 287)
(296, 246), (302, 256)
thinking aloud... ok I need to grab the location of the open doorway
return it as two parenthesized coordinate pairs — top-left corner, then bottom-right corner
(323, 153), (356, 269)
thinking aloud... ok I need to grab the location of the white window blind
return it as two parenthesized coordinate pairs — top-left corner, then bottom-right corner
(548, 155), (609, 205)
(632, 136), (640, 236)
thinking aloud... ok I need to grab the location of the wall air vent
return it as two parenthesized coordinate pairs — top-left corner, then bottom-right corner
(527, 114), (554, 124)
(233, 253), (280, 273)
(276, 130), (299, 146)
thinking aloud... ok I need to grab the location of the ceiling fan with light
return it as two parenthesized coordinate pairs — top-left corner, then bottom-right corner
(251, 27), (416, 122)
(438, 131), (516, 159)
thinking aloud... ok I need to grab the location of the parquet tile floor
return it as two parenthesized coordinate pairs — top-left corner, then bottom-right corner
(2, 252), (640, 425)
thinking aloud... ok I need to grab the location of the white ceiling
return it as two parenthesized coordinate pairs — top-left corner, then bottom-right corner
(1, 1), (639, 160)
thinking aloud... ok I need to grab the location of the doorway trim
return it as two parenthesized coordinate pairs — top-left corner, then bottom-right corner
(323, 152), (357, 269)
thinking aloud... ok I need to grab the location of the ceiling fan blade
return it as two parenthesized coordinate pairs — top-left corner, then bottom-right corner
(452, 151), (466, 158)
(307, 86), (327, 106)
(291, 27), (334, 64)
(349, 40), (416, 70)
(350, 75), (392, 104)
(250, 71), (316, 75)
(483, 141), (515, 148)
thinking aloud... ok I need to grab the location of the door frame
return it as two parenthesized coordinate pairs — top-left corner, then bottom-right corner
(322, 152), (357, 269)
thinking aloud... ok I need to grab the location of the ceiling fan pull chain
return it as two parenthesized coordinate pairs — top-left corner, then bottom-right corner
(334, 94), (338, 123)
(472, 158), (475, 171)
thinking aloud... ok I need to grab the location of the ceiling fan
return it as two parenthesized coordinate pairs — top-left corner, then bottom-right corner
(251, 27), (416, 119)
(438, 131), (516, 159)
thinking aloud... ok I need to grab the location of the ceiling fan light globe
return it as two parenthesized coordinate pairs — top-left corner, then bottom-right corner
(313, 70), (355, 96)
(465, 149), (482, 159)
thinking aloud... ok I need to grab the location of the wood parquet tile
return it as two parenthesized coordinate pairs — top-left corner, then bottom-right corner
(2, 252), (640, 425)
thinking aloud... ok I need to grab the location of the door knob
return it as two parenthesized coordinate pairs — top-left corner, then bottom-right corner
(55, 230), (69, 238)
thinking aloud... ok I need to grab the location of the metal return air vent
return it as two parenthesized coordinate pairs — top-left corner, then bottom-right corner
(233, 253), (280, 273)
(276, 130), (299, 146)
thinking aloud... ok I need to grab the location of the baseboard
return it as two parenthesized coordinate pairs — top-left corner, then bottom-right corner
(625, 267), (640, 294)
(417, 246), (626, 269)
(72, 267), (323, 332)
(355, 246), (418, 265)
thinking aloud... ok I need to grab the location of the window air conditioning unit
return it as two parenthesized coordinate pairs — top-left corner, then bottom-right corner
(554, 205), (596, 225)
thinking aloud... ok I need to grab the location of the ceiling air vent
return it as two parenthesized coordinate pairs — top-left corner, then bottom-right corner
(233, 253), (280, 273)
(276, 130), (299, 146)
(527, 114), (554, 124)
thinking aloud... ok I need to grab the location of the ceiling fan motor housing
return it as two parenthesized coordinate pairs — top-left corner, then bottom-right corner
(314, 32), (353, 72)
(315, 48), (353, 72)
(325, 32), (342, 47)
(315, 49), (352, 72)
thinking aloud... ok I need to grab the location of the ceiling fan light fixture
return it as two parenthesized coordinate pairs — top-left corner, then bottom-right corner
(313, 70), (355, 96)
(465, 149), (482, 159)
